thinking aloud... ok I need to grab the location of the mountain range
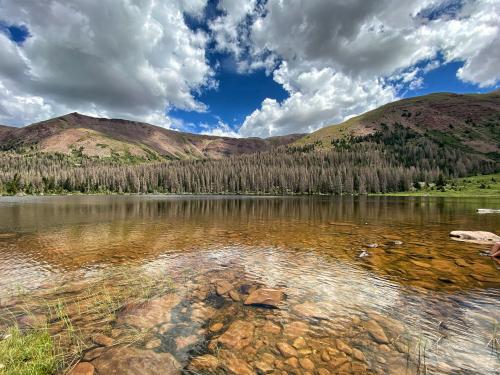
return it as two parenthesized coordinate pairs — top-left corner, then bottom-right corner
(1, 91), (499, 163)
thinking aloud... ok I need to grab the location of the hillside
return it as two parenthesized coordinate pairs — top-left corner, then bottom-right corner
(0, 113), (302, 161)
(295, 91), (500, 160)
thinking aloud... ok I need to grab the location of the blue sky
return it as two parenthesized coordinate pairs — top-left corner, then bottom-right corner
(0, 1), (499, 136)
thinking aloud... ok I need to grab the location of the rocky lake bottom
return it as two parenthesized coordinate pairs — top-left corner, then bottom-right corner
(0, 195), (499, 374)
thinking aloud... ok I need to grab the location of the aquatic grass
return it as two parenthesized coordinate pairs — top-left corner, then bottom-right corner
(0, 268), (175, 374)
(0, 325), (57, 375)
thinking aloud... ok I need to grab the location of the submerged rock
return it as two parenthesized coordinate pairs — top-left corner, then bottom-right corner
(117, 293), (180, 329)
(244, 288), (283, 308)
(189, 354), (219, 372)
(449, 231), (500, 245)
(292, 302), (329, 320)
(218, 320), (255, 350)
(219, 350), (254, 375)
(216, 280), (234, 295)
(68, 362), (95, 375)
(364, 319), (389, 344)
(277, 342), (298, 358)
(92, 346), (180, 375)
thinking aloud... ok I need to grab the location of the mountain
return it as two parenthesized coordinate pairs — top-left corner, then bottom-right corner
(295, 91), (500, 159)
(0, 113), (303, 161)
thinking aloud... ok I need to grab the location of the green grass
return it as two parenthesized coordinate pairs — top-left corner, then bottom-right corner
(0, 326), (57, 375)
(382, 173), (500, 197)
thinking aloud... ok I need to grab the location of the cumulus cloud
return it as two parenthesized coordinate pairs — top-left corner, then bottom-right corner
(212, 0), (500, 136)
(200, 120), (241, 138)
(0, 0), (212, 126)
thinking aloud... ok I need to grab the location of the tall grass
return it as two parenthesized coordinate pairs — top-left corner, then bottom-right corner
(0, 268), (175, 374)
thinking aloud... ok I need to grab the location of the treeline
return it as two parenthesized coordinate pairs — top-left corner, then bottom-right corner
(0, 126), (496, 195)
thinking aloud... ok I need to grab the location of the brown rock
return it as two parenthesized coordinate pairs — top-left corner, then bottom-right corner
(83, 347), (106, 361)
(92, 346), (180, 375)
(255, 360), (274, 374)
(284, 357), (299, 368)
(244, 289), (284, 308)
(68, 362), (95, 375)
(454, 258), (469, 267)
(220, 351), (255, 375)
(277, 342), (298, 358)
(262, 321), (281, 335)
(93, 334), (114, 347)
(320, 350), (331, 362)
(283, 321), (309, 337)
(189, 355), (219, 372)
(210, 322), (224, 332)
(352, 362), (367, 373)
(336, 339), (352, 355)
(298, 357), (315, 370)
(292, 302), (329, 320)
(229, 290), (242, 301)
(218, 320), (255, 350)
(317, 368), (331, 375)
(364, 320), (389, 344)
(352, 348), (366, 362)
(330, 357), (349, 368)
(117, 294), (180, 329)
(216, 280), (234, 295)
(292, 337), (307, 350)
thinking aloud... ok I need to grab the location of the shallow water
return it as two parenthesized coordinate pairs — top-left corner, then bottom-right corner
(0, 195), (499, 374)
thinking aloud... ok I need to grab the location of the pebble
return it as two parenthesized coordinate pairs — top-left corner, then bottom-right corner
(292, 337), (307, 349)
(209, 322), (224, 332)
(299, 357), (315, 370)
(93, 334), (113, 347)
(68, 362), (95, 375)
(277, 342), (298, 358)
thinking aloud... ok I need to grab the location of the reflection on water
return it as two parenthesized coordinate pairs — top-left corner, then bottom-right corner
(0, 195), (499, 374)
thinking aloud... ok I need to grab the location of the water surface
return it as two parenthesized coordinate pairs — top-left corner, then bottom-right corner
(0, 195), (499, 374)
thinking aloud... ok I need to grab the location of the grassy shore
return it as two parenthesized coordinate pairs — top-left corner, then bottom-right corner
(382, 173), (500, 197)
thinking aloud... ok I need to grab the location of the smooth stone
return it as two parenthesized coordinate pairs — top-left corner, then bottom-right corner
(336, 339), (353, 355)
(292, 302), (329, 320)
(364, 320), (389, 344)
(283, 321), (309, 337)
(244, 288), (284, 308)
(254, 360), (274, 374)
(292, 337), (307, 350)
(117, 294), (180, 329)
(284, 357), (299, 368)
(352, 348), (366, 362)
(189, 355), (219, 372)
(330, 357), (349, 368)
(217, 280), (234, 295)
(210, 322), (224, 332)
(145, 338), (162, 349)
(220, 350), (254, 375)
(277, 342), (298, 358)
(83, 347), (106, 361)
(229, 290), (241, 302)
(317, 368), (331, 375)
(262, 321), (281, 335)
(454, 259), (469, 267)
(92, 346), (180, 375)
(299, 357), (315, 370)
(93, 334), (114, 347)
(68, 362), (95, 375)
(320, 350), (331, 362)
(218, 320), (255, 350)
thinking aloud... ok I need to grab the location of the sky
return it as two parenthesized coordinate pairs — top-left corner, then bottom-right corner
(0, 0), (499, 138)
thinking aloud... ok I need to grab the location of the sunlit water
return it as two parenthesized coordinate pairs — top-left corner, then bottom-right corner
(0, 195), (499, 374)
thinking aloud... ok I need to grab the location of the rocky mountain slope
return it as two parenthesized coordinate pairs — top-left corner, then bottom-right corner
(0, 113), (302, 161)
(295, 91), (500, 160)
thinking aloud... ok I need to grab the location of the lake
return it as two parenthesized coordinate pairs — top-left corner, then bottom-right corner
(0, 195), (499, 374)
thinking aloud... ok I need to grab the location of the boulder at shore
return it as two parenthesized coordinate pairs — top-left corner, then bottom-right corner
(449, 231), (500, 245)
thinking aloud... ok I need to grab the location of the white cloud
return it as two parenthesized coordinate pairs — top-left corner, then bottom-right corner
(200, 120), (240, 138)
(0, 0), (212, 126)
(239, 64), (395, 138)
(213, 0), (500, 136)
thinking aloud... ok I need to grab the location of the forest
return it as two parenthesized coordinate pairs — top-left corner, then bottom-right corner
(0, 126), (497, 195)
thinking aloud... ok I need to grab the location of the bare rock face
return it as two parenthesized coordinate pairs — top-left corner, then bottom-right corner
(92, 346), (181, 375)
(244, 288), (284, 308)
(117, 293), (180, 329)
(449, 231), (500, 245)
(218, 320), (255, 350)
